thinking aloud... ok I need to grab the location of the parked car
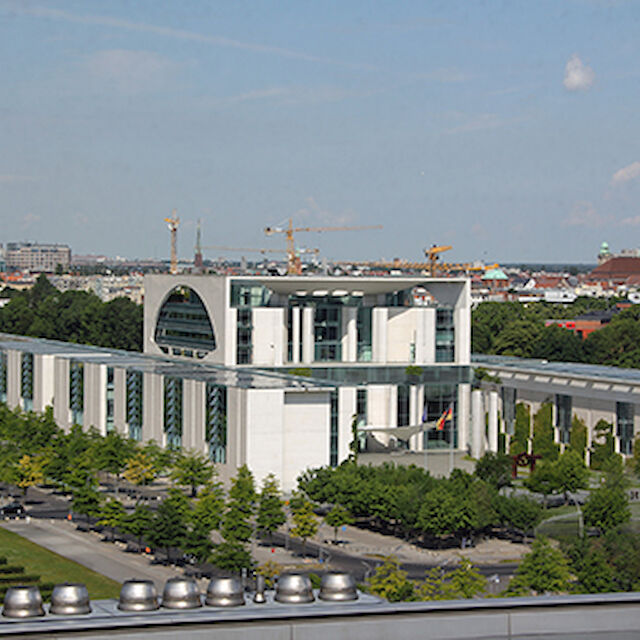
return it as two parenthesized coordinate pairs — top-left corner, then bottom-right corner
(0, 502), (26, 518)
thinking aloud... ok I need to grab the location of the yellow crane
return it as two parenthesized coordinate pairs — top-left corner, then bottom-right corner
(424, 245), (452, 275)
(264, 218), (383, 275)
(202, 245), (319, 258)
(164, 209), (180, 275)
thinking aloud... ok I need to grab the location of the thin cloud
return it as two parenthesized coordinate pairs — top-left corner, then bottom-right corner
(10, 5), (347, 67)
(295, 197), (357, 227)
(563, 201), (607, 228)
(620, 216), (640, 226)
(85, 49), (177, 93)
(443, 113), (502, 135)
(563, 54), (595, 91)
(611, 161), (640, 186)
(0, 174), (35, 184)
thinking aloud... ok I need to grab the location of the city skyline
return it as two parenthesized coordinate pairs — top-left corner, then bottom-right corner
(1, 1), (640, 263)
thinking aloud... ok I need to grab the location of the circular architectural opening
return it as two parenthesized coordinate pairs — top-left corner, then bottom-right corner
(154, 286), (216, 357)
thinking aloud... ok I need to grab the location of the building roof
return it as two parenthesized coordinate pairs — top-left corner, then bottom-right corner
(0, 334), (335, 390)
(473, 353), (640, 386)
(481, 268), (508, 281)
(591, 256), (640, 280)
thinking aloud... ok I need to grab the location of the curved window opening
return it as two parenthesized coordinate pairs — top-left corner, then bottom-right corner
(154, 286), (216, 356)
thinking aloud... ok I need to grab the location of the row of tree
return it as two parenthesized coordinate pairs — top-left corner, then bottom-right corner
(472, 299), (640, 368)
(0, 274), (142, 351)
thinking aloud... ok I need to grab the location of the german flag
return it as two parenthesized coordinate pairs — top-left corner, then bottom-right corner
(436, 405), (453, 431)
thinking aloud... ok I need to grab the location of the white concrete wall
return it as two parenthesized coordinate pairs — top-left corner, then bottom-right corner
(338, 387), (357, 462)
(34, 354), (55, 412)
(302, 307), (314, 364)
(387, 308), (416, 363)
(372, 308), (388, 363)
(113, 367), (127, 436)
(6, 349), (20, 409)
(143, 372), (164, 445)
(225, 307), (237, 366)
(183, 379), (206, 452)
(342, 307), (357, 363)
(282, 390), (330, 492)
(251, 308), (285, 366)
(53, 358), (70, 431)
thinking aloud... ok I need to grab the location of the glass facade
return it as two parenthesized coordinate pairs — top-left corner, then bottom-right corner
(106, 367), (115, 433)
(163, 376), (183, 449)
(21, 352), (34, 411)
(236, 308), (253, 364)
(0, 351), (6, 403)
(155, 286), (215, 358)
(206, 382), (227, 463)
(230, 283), (271, 307)
(330, 389), (339, 466)
(314, 306), (342, 362)
(126, 370), (143, 441)
(556, 394), (572, 444)
(397, 384), (410, 427)
(617, 402), (634, 455)
(357, 307), (372, 362)
(69, 361), (84, 425)
(435, 308), (455, 363)
(423, 385), (457, 449)
(501, 387), (517, 435)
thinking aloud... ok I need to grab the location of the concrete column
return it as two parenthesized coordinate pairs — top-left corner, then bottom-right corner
(488, 390), (499, 453)
(143, 372), (164, 445)
(114, 367), (127, 436)
(343, 307), (357, 362)
(291, 307), (301, 363)
(34, 354), (55, 412)
(338, 387), (357, 462)
(471, 389), (484, 459)
(409, 385), (420, 451)
(302, 307), (314, 364)
(458, 383), (470, 453)
(54, 358), (70, 431)
(6, 349), (21, 410)
(372, 308), (388, 363)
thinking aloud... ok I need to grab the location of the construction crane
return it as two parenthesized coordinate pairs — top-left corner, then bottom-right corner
(424, 245), (452, 275)
(264, 218), (383, 275)
(164, 209), (180, 275)
(201, 245), (319, 257)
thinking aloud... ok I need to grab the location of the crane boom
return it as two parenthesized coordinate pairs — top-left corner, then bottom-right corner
(264, 217), (383, 274)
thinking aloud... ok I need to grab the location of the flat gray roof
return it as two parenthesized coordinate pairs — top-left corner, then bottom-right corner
(0, 334), (334, 390)
(473, 353), (640, 386)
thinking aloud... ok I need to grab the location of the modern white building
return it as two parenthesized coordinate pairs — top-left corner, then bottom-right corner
(0, 273), (476, 489)
(473, 354), (640, 461)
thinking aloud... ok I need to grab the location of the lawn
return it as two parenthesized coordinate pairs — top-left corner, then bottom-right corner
(0, 527), (121, 600)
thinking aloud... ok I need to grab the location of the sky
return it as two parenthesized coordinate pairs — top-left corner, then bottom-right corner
(1, 0), (640, 264)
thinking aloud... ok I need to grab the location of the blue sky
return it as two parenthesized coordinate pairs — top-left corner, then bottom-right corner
(1, 0), (640, 263)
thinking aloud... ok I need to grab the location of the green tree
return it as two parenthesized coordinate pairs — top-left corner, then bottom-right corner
(417, 485), (476, 542)
(170, 450), (214, 497)
(212, 541), (254, 573)
(95, 431), (137, 495)
(148, 498), (187, 562)
(583, 483), (630, 533)
(590, 420), (618, 470)
(221, 466), (256, 544)
(474, 452), (512, 490)
(290, 493), (319, 557)
(531, 402), (559, 461)
(493, 318), (544, 358)
(98, 498), (126, 540)
(122, 452), (156, 493)
(524, 462), (558, 505)
(14, 453), (45, 498)
(71, 485), (103, 522)
(182, 519), (213, 563)
(324, 504), (354, 543)
(568, 537), (616, 594)
(509, 403), (530, 455)
(494, 494), (543, 533)
(569, 415), (588, 459)
(120, 504), (154, 547)
(192, 481), (226, 532)
(366, 556), (415, 602)
(504, 537), (572, 596)
(555, 449), (589, 503)
(440, 558), (487, 600)
(256, 474), (286, 541)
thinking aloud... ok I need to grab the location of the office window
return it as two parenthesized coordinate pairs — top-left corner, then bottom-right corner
(206, 383), (227, 463)
(164, 376), (183, 449)
(236, 308), (253, 364)
(397, 385), (410, 427)
(617, 402), (634, 455)
(556, 394), (572, 444)
(423, 385), (456, 449)
(106, 367), (115, 433)
(315, 306), (342, 362)
(330, 390), (339, 467)
(0, 351), (6, 403)
(357, 307), (372, 362)
(69, 361), (84, 426)
(435, 308), (455, 363)
(356, 388), (367, 426)
(286, 307), (294, 362)
(126, 371), (143, 441)
(21, 352), (34, 411)
(502, 387), (517, 435)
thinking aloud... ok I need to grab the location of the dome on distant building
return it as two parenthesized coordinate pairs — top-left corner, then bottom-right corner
(599, 241), (610, 256)
(482, 267), (508, 280)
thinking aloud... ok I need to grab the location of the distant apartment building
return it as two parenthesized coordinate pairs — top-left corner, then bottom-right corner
(5, 242), (71, 273)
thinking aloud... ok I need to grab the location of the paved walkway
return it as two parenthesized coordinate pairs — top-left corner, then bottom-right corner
(1, 518), (182, 590)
